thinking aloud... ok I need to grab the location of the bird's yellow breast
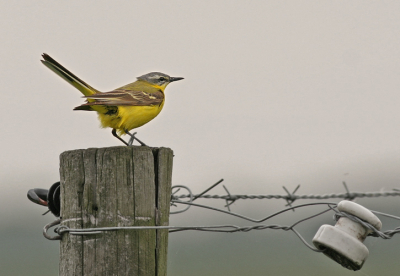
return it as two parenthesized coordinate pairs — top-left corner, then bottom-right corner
(98, 101), (165, 135)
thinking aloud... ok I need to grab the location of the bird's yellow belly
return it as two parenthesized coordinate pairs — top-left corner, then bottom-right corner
(98, 102), (164, 135)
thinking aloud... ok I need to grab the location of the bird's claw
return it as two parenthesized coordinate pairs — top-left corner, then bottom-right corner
(125, 131), (147, 146)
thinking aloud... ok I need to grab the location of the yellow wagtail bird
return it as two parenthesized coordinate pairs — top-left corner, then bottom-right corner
(41, 53), (183, 146)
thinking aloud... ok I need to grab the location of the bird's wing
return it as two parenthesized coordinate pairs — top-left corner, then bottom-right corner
(74, 89), (164, 109)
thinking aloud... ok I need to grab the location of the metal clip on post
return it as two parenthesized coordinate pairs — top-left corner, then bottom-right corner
(312, 200), (382, 271)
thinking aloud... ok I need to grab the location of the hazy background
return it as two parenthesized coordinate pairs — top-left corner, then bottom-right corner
(2, 1), (400, 275)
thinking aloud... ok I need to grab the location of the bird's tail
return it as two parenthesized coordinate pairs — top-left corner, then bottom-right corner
(41, 53), (99, 96)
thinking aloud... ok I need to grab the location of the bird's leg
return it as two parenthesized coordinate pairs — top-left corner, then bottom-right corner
(112, 129), (129, 146)
(125, 130), (147, 146)
(127, 132), (136, 145)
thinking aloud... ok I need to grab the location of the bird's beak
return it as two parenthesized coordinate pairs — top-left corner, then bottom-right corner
(170, 77), (184, 82)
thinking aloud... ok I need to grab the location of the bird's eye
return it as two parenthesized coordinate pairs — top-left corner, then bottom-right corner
(159, 77), (166, 81)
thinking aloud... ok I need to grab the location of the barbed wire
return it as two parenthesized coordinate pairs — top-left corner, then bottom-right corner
(176, 190), (400, 201)
(171, 179), (400, 212)
(44, 182), (400, 252)
(43, 179), (400, 255)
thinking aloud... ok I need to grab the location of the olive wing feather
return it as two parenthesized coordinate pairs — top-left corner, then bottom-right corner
(75, 89), (164, 110)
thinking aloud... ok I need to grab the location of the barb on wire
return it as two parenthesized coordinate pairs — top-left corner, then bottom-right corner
(222, 185), (236, 211)
(192, 179), (224, 201)
(342, 181), (355, 201)
(282, 184), (300, 211)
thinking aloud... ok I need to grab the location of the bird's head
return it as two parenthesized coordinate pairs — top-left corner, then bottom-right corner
(137, 72), (184, 90)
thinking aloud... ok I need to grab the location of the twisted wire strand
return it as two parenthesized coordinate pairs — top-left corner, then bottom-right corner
(51, 201), (336, 251)
(44, 199), (400, 255)
(333, 209), (400, 239)
(173, 191), (400, 201)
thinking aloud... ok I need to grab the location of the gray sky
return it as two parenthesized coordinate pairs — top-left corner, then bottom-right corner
(1, 1), (400, 275)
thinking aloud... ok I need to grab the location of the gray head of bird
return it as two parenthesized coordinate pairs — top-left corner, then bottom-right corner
(137, 72), (184, 88)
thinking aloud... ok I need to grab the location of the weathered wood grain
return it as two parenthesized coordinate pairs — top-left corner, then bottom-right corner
(59, 146), (173, 276)
(154, 148), (173, 276)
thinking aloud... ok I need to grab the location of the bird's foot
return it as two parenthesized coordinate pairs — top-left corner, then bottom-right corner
(125, 131), (147, 146)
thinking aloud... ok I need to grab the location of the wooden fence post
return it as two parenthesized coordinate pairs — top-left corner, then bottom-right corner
(58, 146), (173, 276)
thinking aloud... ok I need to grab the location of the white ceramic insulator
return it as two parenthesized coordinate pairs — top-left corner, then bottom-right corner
(312, 200), (382, 271)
